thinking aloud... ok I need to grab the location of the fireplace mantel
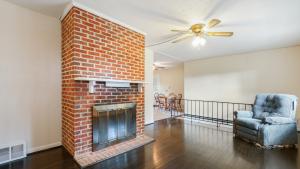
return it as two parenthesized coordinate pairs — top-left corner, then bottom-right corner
(74, 77), (149, 84)
(74, 77), (150, 93)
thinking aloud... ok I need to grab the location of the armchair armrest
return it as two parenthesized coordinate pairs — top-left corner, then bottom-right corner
(263, 116), (296, 125)
(234, 111), (253, 119)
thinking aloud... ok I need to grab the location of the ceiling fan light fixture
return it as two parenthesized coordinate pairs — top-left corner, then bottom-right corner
(147, 19), (232, 47)
(192, 36), (206, 47)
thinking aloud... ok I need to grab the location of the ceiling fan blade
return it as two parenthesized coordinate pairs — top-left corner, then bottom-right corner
(206, 32), (233, 37)
(171, 29), (190, 33)
(146, 33), (191, 47)
(207, 19), (221, 28)
(154, 66), (168, 70)
(171, 34), (193, 43)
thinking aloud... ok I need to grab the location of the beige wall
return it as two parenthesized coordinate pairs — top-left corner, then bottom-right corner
(144, 48), (154, 124)
(0, 1), (61, 153)
(184, 45), (300, 119)
(154, 64), (184, 96)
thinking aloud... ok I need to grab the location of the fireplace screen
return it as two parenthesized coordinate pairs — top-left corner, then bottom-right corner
(92, 103), (136, 151)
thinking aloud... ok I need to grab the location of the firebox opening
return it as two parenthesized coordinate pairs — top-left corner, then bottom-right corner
(92, 102), (137, 151)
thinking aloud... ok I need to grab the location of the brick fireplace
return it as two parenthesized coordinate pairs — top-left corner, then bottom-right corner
(61, 7), (145, 156)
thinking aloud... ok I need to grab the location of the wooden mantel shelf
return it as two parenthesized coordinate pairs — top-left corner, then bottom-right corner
(74, 77), (150, 84)
(74, 77), (150, 93)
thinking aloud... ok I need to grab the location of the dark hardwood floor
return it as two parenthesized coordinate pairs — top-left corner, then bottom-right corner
(1, 118), (299, 169)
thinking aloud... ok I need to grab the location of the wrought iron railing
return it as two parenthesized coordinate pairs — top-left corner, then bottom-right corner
(168, 99), (253, 126)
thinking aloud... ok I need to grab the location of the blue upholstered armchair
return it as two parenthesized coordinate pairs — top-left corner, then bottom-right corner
(233, 94), (298, 148)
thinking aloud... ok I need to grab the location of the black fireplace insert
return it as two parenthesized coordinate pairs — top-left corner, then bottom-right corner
(92, 102), (136, 151)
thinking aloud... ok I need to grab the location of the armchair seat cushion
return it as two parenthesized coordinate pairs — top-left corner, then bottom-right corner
(235, 118), (262, 130)
(263, 116), (295, 124)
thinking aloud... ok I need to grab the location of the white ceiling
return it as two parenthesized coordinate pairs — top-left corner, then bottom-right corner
(7, 0), (300, 65)
(7, 0), (70, 18)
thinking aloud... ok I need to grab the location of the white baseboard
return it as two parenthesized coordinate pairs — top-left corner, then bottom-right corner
(145, 122), (154, 126)
(144, 118), (154, 125)
(27, 142), (61, 154)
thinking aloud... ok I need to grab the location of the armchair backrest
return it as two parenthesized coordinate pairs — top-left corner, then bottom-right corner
(253, 93), (298, 119)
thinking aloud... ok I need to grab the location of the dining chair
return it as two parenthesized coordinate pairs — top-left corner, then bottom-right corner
(158, 94), (166, 110)
(154, 92), (160, 108)
(176, 94), (183, 112)
(167, 95), (177, 113)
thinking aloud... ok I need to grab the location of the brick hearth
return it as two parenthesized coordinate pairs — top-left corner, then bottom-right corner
(61, 7), (145, 156)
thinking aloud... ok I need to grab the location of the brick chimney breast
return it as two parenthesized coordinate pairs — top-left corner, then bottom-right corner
(61, 7), (145, 156)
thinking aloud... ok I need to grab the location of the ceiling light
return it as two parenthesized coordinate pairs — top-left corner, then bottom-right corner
(192, 36), (206, 47)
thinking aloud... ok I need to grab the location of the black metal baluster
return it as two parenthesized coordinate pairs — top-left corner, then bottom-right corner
(190, 100), (192, 122)
(207, 101), (209, 122)
(198, 100), (200, 121)
(212, 102), (214, 123)
(202, 101), (205, 121)
(217, 102), (219, 127)
(186, 100), (189, 119)
(222, 103), (224, 125)
(227, 104), (229, 125)
(193, 100), (195, 120)
(195, 100), (197, 120)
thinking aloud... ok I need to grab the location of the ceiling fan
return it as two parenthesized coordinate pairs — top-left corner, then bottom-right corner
(153, 64), (168, 70)
(147, 19), (233, 47)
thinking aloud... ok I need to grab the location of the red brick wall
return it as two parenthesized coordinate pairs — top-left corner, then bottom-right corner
(61, 7), (145, 156)
(62, 8), (76, 155)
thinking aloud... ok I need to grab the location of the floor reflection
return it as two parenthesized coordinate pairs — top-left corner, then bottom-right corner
(146, 118), (299, 169)
(1, 118), (299, 169)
